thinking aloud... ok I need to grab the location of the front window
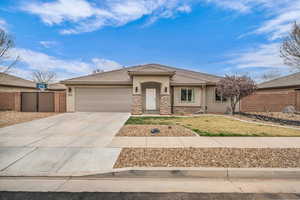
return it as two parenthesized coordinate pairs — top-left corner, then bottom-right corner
(215, 89), (227, 102)
(181, 88), (194, 103)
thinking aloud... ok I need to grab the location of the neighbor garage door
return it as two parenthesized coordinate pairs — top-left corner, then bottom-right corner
(75, 87), (132, 112)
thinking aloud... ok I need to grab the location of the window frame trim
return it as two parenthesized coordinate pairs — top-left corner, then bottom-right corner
(215, 88), (227, 103)
(180, 87), (195, 103)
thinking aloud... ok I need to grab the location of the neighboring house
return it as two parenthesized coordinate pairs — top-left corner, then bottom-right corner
(0, 73), (66, 112)
(0, 73), (66, 92)
(241, 72), (300, 112)
(61, 64), (232, 115)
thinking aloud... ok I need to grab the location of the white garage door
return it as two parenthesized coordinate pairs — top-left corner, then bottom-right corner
(75, 87), (132, 112)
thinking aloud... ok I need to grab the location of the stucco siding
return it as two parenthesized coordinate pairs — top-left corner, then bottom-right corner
(66, 86), (75, 112)
(206, 86), (233, 113)
(173, 86), (202, 107)
(132, 76), (170, 95)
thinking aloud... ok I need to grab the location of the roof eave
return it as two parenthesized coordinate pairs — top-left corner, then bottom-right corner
(0, 84), (36, 89)
(61, 80), (132, 85)
(170, 82), (216, 86)
(128, 71), (176, 77)
(258, 84), (300, 90)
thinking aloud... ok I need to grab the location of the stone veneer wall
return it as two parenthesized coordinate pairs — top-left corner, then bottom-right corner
(160, 95), (171, 115)
(173, 106), (204, 114)
(132, 94), (143, 115)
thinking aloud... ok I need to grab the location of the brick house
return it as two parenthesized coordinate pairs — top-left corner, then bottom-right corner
(241, 72), (300, 112)
(62, 64), (234, 114)
(0, 73), (66, 112)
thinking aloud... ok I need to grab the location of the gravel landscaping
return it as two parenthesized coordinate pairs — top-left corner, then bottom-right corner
(236, 112), (300, 127)
(250, 112), (300, 121)
(116, 125), (197, 137)
(0, 111), (57, 128)
(114, 148), (300, 168)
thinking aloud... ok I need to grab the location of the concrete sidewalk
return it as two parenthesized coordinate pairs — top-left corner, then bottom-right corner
(1, 177), (300, 193)
(109, 136), (300, 148)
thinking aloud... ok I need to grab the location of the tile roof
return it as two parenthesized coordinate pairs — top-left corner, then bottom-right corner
(48, 83), (67, 90)
(258, 72), (300, 89)
(0, 73), (36, 88)
(0, 73), (66, 90)
(62, 64), (221, 85)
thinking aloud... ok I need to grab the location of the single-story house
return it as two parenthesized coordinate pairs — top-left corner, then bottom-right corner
(0, 73), (66, 112)
(241, 72), (300, 112)
(61, 64), (233, 115)
(0, 72), (67, 92)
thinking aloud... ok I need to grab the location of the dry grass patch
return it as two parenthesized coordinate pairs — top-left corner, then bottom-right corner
(179, 116), (300, 136)
(114, 148), (300, 168)
(0, 111), (57, 128)
(116, 125), (196, 137)
(126, 116), (300, 136)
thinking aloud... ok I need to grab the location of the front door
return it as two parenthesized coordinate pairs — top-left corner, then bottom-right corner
(146, 88), (156, 110)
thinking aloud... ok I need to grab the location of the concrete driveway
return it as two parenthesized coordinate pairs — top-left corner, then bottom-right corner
(0, 112), (130, 176)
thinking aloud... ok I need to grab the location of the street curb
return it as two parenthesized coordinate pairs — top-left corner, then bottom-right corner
(1, 168), (300, 179)
(84, 167), (300, 179)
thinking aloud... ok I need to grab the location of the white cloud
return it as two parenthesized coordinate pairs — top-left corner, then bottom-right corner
(209, 0), (299, 73)
(227, 43), (286, 69)
(9, 48), (122, 80)
(39, 41), (58, 48)
(254, 2), (300, 40)
(21, 0), (299, 37)
(0, 18), (7, 30)
(92, 58), (122, 72)
(22, 0), (105, 25)
(22, 0), (194, 34)
(177, 5), (192, 13)
(19, 0), (300, 77)
(203, 0), (299, 40)
(205, 0), (252, 13)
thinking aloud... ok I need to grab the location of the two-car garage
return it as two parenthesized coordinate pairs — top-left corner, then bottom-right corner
(75, 87), (132, 112)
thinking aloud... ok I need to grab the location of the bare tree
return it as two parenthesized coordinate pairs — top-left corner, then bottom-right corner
(0, 28), (18, 74)
(31, 70), (57, 83)
(216, 75), (257, 115)
(260, 70), (282, 82)
(280, 22), (300, 70)
(93, 69), (104, 74)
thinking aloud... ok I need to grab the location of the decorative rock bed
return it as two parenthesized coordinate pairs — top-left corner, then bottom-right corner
(114, 148), (300, 168)
(238, 112), (300, 127)
(116, 125), (197, 137)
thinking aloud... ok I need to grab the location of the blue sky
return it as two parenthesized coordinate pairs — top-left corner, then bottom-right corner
(0, 0), (299, 82)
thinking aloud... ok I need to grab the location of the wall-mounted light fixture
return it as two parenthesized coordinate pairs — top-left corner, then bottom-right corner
(135, 86), (138, 93)
(68, 87), (72, 96)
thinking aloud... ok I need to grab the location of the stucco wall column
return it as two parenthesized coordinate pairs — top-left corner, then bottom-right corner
(201, 85), (207, 113)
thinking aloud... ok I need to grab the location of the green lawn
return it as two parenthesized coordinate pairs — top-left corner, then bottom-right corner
(126, 116), (300, 137)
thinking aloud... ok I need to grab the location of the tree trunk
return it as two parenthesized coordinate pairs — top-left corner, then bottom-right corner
(230, 97), (238, 115)
(230, 97), (235, 115)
